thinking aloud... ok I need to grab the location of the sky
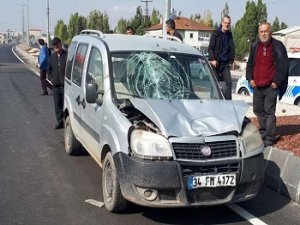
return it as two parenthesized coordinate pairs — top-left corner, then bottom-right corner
(0, 0), (299, 33)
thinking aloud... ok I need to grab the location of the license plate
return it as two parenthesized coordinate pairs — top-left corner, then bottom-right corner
(187, 174), (236, 189)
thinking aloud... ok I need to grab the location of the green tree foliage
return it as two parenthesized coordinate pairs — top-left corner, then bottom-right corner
(280, 22), (288, 30)
(272, 17), (280, 32)
(115, 18), (129, 34)
(232, 1), (264, 60)
(54, 19), (69, 44)
(221, 2), (230, 20)
(131, 6), (146, 35)
(202, 10), (213, 27)
(150, 8), (160, 25)
(68, 12), (87, 39)
(87, 10), (110, 33)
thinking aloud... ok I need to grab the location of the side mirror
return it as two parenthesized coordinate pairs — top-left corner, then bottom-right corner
(86, 83), (98, 103)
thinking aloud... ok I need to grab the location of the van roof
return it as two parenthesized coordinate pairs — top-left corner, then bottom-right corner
(73, 33), (201, 55)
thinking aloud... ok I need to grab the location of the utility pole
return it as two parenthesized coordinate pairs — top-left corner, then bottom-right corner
(163, 0), (171, 38)
(141, 0), (152, 18)
(26, 0), (29, 46)
(14, 1), (26, 43)
(46, 0), (50, 46)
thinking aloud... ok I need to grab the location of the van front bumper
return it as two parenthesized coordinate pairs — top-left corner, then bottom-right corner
(113, 152), (264, 208)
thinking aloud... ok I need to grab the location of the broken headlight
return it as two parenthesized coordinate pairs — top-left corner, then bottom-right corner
(241, 122), (264, 157)
(130, 129), (173, 160)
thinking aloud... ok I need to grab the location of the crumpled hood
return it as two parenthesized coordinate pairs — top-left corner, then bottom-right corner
(130, 99), (249, 137)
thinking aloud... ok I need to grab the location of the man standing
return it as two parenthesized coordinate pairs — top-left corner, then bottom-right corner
(246, 21), (288, 147)
(37, 38), (52, 95)
(166, 19), (183, 42)
(208, 15), (235, 100)
(48, 37), (67, 129)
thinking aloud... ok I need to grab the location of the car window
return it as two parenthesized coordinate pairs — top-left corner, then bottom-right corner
(289, 58), (300, 77)
(72, 43), (88, 86)
(65, 41), (77, 80)
(86, 47), (103, 97)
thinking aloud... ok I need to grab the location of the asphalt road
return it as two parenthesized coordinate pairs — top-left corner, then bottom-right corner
(0, 43), (299, 225)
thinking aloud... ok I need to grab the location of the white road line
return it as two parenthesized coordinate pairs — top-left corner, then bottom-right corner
(85, 199), (105, 208)
(11, 46), (53, 85)
(11, 46), (25, 64)
(227, 204), (268, 225)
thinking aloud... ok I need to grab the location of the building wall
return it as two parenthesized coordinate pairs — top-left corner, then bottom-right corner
(273, 30), (300, 51)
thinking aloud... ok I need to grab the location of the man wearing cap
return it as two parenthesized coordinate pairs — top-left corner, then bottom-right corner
(37, 38), (52, 95)
(166, 18), (183, 42)
(48, 37), (67, 129)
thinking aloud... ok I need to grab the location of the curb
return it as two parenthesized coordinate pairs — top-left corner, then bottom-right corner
(14, 44), (299, 204)
(264, 147), (300, 203)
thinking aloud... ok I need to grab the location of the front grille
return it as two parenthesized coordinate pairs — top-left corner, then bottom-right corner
(181, 162), (240, 175)
(172, 141), (237, 160)
(158, 189), (177, 201)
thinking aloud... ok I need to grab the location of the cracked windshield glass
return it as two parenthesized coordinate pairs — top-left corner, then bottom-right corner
(112, 52), (220, 100)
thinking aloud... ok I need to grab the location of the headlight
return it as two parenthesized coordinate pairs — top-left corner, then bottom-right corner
(241, 122), (264, 157)
(130, 129), (173, 160)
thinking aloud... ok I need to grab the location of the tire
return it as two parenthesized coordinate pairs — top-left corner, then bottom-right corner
(102, 152), (128, 212)
(64, 116), (82, 155)
(295, 98), (300, 106)
(238, 87), (250, 96)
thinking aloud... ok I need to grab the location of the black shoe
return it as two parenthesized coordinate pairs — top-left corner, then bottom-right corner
(54, 123), (64, 129)
(41, 92), (48, 96)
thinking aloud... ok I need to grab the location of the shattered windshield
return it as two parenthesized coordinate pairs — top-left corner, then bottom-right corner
(111, 52), (220, 100)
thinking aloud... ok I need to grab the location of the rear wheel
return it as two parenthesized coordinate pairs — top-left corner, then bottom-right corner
(238, 87), (250, 96)
(64, 116), (82, 155)
(102, 152), (128, 212)
(295, 97), (300, 106)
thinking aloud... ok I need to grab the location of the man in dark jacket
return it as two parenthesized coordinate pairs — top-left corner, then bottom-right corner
(166, 18), (183, 42)
(208, 15), (235, 100)
(48, 37), (67, 129)
(246, 21), (288, 147)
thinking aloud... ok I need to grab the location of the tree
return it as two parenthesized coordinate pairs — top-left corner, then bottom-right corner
(221, 2), (230, 20)
(68, 12), (87, 39)
(272, 17), (280, 32)
(256, 0), (267, 23)
(150, 8), (160, 25)
(115, 18), (129, 34)
(87, 10), (110, 33)
(54, 20), (69, 44)
(202, 10), (213, 27)
(280, 22), (288, 30)
(232, 1), (261, 60)
(131, 6), (144, 35)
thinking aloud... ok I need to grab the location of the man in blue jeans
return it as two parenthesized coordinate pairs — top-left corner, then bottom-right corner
(246, 21), (288, 147)
(208, 15), (235, 100)
(48, 37), (67, 129)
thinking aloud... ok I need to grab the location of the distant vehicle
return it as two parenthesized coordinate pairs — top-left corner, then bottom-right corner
(236, 50), (300, 106)
(63, 30), (264, 212)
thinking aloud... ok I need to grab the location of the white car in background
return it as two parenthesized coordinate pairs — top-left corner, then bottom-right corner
(236, 51), (300, 106)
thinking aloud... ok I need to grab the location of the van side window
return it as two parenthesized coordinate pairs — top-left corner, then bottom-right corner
(72, 43), (88, 86)
(65, 41), (77, 80)
(86, 47), (103, 100)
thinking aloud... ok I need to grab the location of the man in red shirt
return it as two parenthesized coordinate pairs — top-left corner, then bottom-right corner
(246, 21), (288, 147)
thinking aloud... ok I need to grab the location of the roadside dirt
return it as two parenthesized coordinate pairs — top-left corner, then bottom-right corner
(251, 115), (300, 157)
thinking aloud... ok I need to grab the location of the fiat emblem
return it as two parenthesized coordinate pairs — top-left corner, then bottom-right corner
(201, 146), (212, 157)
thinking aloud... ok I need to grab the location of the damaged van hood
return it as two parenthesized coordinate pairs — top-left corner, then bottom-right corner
(130, 99), (249, 137)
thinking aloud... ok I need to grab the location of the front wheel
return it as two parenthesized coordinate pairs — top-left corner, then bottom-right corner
(102, 152), (128, 212)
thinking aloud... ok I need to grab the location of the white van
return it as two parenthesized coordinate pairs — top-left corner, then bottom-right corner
(63, 30), (264, 212)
